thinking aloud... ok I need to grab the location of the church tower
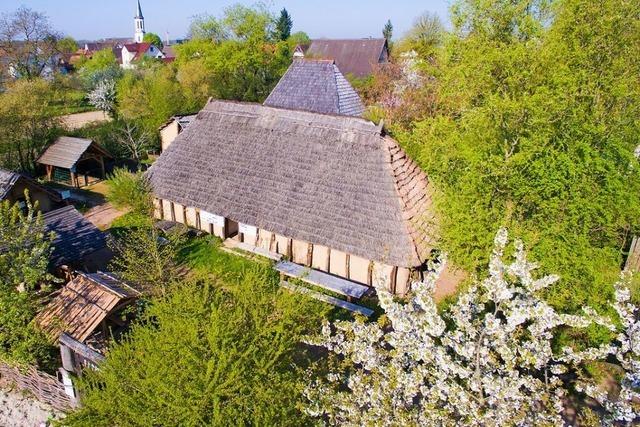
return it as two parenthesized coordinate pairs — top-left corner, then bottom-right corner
(134, 0), (145, 43)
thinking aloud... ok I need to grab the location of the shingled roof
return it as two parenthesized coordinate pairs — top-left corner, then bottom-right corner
(305, 38), (389, 78)
(43, 206), (108, 267)
(148, 100), (436, 267)
(0, 168), (20, 200)
(37, 137), (111, 170)
(264, 59), (365, 117)
(0, 167), (61, 203)
(36, 272), (139, 342)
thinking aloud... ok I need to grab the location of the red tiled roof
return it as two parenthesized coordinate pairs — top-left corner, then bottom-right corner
(124, 42), (152, 60)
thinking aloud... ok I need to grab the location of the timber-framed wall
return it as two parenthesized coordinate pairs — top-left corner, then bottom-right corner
(154, 197), (414, 294)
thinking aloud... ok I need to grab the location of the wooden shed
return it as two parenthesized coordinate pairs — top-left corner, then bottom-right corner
(37, 136), (112, 187)
(0, 167), (62, 212)
(148, 100), (438, 295)
(36, 272), (140, 374)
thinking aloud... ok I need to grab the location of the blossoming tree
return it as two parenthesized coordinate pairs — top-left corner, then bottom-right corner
(305, 229), (640, 426)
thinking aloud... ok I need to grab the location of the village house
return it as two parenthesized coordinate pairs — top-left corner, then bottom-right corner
(37, 136), (112, 188)
(264, 59), (365, 117)
(148, 100), (437, 296)
(0, 167), (63, 212)
(298, 38), (390, 78)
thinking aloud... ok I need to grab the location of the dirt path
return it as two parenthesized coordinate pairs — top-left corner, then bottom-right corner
(84, 203), (128, 230)
(60, 111), (111, 130)
(0, 387), (61, 427)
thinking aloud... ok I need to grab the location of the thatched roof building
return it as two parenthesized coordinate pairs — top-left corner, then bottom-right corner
(148, 100), (436, 294)
(37, 136), (112, 187)
(0, 167), (62, 212)
(264, 59), (365, 117)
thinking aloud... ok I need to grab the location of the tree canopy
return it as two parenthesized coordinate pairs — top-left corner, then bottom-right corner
(275, 8), (293, 41)
(396, 0), (640, 327)
(143, 32), (163, 50)
(0, 197), (55, 369)
(0, 6), (60, 79)
(64, 269), (323, 426)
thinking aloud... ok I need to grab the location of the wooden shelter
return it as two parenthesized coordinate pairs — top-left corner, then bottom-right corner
(37, 136), (112, 187)
(148, 100), (437, 295)
(36, 272), (139, 374)
(0, 167), (62, 212)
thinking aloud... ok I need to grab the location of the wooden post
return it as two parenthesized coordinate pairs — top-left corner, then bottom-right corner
(99, 155), (105, 179)
(45, 165), (53, 181)
(71, 172), (79, 188)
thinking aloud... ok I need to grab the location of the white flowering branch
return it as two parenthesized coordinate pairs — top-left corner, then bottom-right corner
(305, 229), (640, 426)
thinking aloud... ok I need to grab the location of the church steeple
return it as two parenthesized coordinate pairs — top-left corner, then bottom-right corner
(134, 0), (145, 43)
(135, 0), (144, 19)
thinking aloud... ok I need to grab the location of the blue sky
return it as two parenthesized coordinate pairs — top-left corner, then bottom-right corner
(0, 1), (452, 41)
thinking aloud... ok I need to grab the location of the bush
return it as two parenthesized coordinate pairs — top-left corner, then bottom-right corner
(64, 270), (323, 426)
(104, 168), (152, 214)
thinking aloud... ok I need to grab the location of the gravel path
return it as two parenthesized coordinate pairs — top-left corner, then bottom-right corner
(60, 111), (111, 130)
(0, 387), (61, 427)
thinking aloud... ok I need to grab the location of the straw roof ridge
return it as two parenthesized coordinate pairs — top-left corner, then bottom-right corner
(264, 59), (365, 117)
(148, 99), (435, 267)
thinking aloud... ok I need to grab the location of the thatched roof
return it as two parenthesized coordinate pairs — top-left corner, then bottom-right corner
(43, 206), (108, 267)
(264, 59), (365, 117)
(37, 136), (111, 170)
(36, 272), (139, 342)
(0, 167), (61, 203)
(148, 100), (436, 267)
(305, 38), (389, 78)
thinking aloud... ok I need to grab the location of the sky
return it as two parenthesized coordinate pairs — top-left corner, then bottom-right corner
(0, 1), (452, 42)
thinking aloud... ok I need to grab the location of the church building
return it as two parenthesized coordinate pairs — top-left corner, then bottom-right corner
(121, 1), (165, 69)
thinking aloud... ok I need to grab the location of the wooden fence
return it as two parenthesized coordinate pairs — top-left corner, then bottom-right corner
(0, 362), (76, 412)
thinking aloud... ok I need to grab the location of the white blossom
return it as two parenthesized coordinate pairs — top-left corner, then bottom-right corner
(305, 229), (640, 426)
(87, 78), (116, 114)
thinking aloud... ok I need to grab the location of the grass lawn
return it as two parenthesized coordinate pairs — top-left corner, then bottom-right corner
(110, 212), (371, 321)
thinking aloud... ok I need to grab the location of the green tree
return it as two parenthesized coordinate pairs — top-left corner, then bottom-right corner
(108, 219), (185, 297)
(56, 36), (78, 55)
(64, 271), (322, 426)
(104, 168), (153, 214)
(0, 197), (55, 368)
(79, 48), (122, 89)
(143, 32), (164, 50)
(382, 19), (393, 41)
(0, 78), (59, 172)
(188, 14), (228, 42)
(0, 6), (61, 79)
(116, 65), (186, 133)
(397, 11), (445, 58)
(403, 0), (640, 324)
(175, 5), (291, 103)
(275, 8), (293, 41)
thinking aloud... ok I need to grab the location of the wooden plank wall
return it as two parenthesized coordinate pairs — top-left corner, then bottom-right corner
(154, 198), (412, 294)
